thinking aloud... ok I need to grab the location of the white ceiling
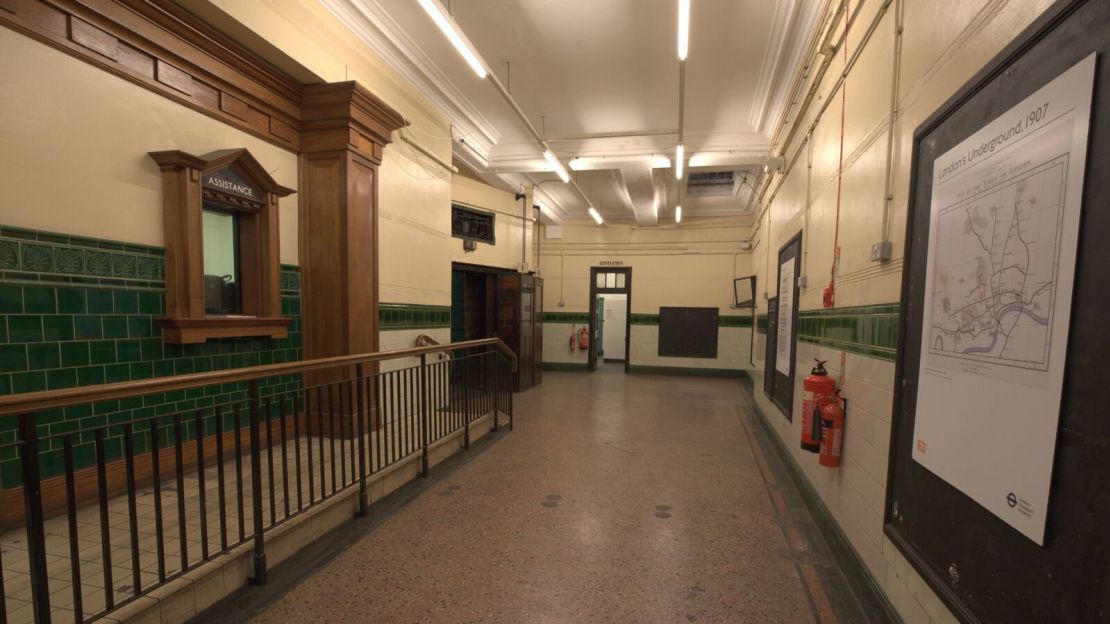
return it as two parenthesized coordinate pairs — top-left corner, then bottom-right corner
(325, 0), (822, 224)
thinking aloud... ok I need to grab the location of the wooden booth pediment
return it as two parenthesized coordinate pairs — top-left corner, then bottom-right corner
(148, 148), (294, 343)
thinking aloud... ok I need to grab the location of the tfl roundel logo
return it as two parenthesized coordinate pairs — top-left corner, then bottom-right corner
(1006, 493), (1017, 508)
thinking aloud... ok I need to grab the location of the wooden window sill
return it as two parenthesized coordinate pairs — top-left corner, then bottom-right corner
(158, 316), (291, 344)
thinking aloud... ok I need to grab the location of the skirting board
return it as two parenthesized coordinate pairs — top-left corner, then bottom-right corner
(739, 377), (901, 624)
(542, 362), (589, 372)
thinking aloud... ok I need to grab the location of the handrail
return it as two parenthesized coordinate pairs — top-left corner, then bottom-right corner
(0, 337), (518, 417)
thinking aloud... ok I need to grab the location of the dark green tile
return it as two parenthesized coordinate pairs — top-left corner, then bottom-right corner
(42, 316), (73, 341)
(56, 288), (86, 314)
(102, 315), (127, 339)
(0, 374), (10, 396)
(152, 360), (174, 377)
(89, 340), (116, 365)
(128, 316), (152, 338)
(113, 290), (138, 314)
(26, 343), (59, 370)
(10, 370), (46, 394)
(104, 364), (130, 383)
(74, 315), (102, 340)
(9, 315), (42, 342)
(46, 368), (77, 390)
(22, 286), (56, 314)
(0, 344), (27, 371)
(174, 359), (195, 375)
(60, 342), (90, 367)
(138, 291), (163, 315)
(86, 290), (113, 314)
(0, 285), (21, 313)
(129, 362), (153, 380)
(116, 339), (141, 363)
(77, 366), (105, 386)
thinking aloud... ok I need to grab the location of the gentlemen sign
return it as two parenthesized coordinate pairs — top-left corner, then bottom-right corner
(203, 166), (260, 202)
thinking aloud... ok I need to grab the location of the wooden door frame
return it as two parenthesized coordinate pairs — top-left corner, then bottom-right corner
(588, 267), (632, 372)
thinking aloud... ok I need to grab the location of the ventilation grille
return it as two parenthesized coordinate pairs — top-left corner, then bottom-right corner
(685, 171), (736, 197)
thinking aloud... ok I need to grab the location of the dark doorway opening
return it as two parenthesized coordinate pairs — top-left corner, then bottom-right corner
(588, 267), (632, 372)
(450, 263), (503, 343)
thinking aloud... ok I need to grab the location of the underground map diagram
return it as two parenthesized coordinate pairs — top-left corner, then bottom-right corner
(927, 155), (1069, 372)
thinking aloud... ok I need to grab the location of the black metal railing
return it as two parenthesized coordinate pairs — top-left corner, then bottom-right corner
(0, 339), (515, 624)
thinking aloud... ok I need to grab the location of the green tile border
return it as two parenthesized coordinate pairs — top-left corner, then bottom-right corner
(379, 303), (451, 330)
(546, 312), (752, 327)
(755, 304), (899, 362)
(543, 311), (589, 324)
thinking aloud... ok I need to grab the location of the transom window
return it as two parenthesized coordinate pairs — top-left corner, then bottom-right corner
(596, 272), (626, 289)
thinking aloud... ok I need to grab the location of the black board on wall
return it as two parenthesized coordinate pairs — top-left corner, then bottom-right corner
(658, 307), (718, 358)
(886, 1), (1110, 622)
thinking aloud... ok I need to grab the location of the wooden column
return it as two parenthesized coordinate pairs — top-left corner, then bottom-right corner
(299, 82), (405, 364)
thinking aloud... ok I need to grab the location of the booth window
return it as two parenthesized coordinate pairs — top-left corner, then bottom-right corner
(201, 207), (241, 315)
(149, 148), (294, 343)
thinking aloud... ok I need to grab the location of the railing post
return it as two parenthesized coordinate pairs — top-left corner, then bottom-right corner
(489, 351), (499, 433)
(19, 414), (51, 624)
(355, 363), (369, 516)
(508, 358), (514, 432)
(420, 354), (430, 477)
(463, 356), (471, 450)
(247, 381), (267, 585)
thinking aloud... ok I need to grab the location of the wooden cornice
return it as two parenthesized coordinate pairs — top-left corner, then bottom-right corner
(301, 81), (407, 162)
(0, 0), (303, 150)
(147, 148), (295, 196)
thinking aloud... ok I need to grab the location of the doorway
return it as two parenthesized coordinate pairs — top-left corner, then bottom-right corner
(588, 267), (632, 372)
(450, 262), (504, 343)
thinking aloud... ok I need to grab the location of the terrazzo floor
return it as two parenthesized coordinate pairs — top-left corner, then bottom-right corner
(245, 366), (870, 623)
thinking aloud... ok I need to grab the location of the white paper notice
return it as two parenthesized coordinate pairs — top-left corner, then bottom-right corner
(775, 257), (795, 377)
(912, 54), (1095, 544)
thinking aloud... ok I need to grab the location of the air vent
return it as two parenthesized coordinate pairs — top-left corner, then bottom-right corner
(685, 171), (736, 197)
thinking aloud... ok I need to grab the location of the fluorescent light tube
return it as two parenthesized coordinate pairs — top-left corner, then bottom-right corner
(588, 207), (604, 225)
(678, 0), (690, 60)
(418, 0), (488, 79)
(543, 150), (571, 183)
(675, 144), (684, 180)
(675, 204), (683, 223)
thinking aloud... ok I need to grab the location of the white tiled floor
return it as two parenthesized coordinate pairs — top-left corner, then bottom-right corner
(1, 396), (496, 624)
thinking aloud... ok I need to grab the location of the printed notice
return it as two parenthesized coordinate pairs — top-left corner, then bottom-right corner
(775, 257), (795, 376)
(912, 54), (1095, 544)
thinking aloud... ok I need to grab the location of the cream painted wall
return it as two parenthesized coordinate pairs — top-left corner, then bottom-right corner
(538, 218), (754, 370)
(202, 0), (534, 310)
(747, 1), (1057, 622)
(451, 175), (532, 272)
(0, 28), (299, 264)
(539, 219), (753, 314)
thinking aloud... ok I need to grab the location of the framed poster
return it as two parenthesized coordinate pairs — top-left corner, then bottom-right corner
(913, 53), (1095, 545)
(768, 232), (801, 417)
(886, 0), (1110, 621)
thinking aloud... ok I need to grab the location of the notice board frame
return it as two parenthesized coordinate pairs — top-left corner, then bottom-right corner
(885, 1), (1110, 622)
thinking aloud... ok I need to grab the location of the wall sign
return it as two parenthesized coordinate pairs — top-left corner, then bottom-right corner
(599, 260), (624, 266)
(775, 256), (796, 376)
(202, 166), (260, 202)
(912, 54), (1095, 545)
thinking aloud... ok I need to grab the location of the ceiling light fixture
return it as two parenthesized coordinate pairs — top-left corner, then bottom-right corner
(675, 204), (683, 223)
(675, 144), (685, 180)
(588, 207), (604, 225)
(678, 0), (690, 61)
(543, 150), (571, 183)
(417, 0), (488, 79)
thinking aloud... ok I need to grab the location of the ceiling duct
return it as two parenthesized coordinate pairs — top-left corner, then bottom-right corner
(685, 171), (737, 198)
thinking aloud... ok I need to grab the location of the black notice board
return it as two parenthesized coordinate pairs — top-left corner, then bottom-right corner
(658, 307), (718, 358)
(886, 1), (1110, 622)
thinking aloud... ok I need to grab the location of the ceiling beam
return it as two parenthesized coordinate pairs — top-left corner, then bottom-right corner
(620, 163), (658, 226)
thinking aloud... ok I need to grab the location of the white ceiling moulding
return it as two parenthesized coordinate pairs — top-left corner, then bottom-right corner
(322, 0), (501, 164)
(750, 0), (825, 135)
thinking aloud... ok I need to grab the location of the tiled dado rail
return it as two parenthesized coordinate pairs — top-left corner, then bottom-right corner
(543, 311), (754, 327)
(0, 226), (447, 490)
(756, 304), (899, 362)
(0, 226), (304, 491)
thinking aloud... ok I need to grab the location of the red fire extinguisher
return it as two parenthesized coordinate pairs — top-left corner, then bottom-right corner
(819, 390), (846, 468)
(801, 360), (835, 453)
(578, 326), (590, 350)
